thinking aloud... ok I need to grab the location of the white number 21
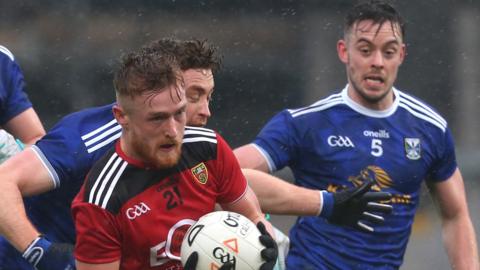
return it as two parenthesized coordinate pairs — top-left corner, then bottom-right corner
(371, 139), (383, 157)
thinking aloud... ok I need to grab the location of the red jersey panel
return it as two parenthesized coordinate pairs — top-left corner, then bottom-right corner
(72, 127), (247, 269)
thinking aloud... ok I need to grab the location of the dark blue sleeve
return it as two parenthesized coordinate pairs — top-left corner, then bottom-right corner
(253, 110), (297, 172)
(34, 116), (97, 188)
(0, 47), (33, 125)
(427, 127), (458, 182)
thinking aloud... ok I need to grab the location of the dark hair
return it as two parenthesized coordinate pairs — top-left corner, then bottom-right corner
(113, 49), (181, 100)
(144, 38), (222, 73)
(345, 0), (405, 39)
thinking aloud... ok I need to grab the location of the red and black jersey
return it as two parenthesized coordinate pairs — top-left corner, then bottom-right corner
(72, 126), (247, 269)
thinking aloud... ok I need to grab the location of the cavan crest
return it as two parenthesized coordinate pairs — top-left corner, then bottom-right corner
(191, 162), (208, 184)
(404, 138), (421, 160)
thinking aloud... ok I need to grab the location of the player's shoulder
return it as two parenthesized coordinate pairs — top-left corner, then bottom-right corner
(0, 45), (15, 62)
(286, 91), (344, 119)
(395, 88), (447, 132)
(183, 126), (218, 145)
(44, 103), (121, 153)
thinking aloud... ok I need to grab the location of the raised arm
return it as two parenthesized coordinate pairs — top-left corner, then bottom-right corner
(429, 168), (479, 270)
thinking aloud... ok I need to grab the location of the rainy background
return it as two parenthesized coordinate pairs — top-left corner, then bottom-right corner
(1, 0), (480, 269)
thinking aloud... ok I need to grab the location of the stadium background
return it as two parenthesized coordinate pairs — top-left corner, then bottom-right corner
(1, 0), (479, 268)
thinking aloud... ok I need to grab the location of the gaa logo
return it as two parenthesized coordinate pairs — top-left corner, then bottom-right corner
(213, 247), (236, 266)
(126, 202), (151, 220)
(327, 135), (355, 148)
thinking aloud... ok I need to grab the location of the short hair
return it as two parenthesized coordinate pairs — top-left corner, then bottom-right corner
(113, 49), (182, 100)
(344, 0), (405, 39)
(144, 38), (222, 74)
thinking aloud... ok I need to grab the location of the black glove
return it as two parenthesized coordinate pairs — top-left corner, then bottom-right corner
(22, 235), (76, 270)
(183, 251), (234, 270)
(320, 178), (393, 232)
(257, 222), (278, 270)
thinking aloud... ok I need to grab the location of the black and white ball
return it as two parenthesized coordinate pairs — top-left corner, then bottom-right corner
(181, 211), (264, 270)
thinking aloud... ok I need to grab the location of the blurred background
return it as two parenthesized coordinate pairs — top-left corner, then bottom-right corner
(1, 0), (479, 268)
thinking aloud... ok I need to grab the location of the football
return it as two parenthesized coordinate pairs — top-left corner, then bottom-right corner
(181, 211), (264, 270)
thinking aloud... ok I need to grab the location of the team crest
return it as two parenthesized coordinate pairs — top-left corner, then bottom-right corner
(191, 163), (208, 184)
(404, 138), (421, 160)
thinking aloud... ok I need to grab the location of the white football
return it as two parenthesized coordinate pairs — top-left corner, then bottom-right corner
(181, 211), (264, 270)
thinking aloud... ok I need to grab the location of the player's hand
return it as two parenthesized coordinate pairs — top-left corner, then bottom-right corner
(257, 222), (278, 270)
(319, 178), (393, 233)
(22, 236), (76, 270)
(183, 251), (234, 270)
(0, 129), (24, 164)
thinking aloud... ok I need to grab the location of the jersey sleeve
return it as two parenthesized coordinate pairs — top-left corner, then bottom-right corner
(33, 116), (93, 188)
(215, 133), (248, 204)
(427, 127), (458, 182)
(253, 110), (297, 172)
(72, 192), (121, 264)
(0, 47), (33, 125)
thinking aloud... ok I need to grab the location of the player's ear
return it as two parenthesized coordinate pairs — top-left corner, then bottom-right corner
(112, 104), (129, 128)
(337, 39), (348, 64)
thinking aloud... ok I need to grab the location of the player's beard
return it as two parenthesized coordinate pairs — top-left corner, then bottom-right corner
(131, 137), (182, 169)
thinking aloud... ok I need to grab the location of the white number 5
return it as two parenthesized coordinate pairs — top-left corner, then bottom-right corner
(371, 139), (383, 157)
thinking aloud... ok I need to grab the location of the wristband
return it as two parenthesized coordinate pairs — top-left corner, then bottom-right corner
(22, 235), (51, 267)
(319, 191), (334, 218)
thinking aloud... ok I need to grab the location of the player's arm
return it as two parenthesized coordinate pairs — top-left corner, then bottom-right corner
(242, 168), (321, 216)
(429, 168), (479, 270)
(0, 149), (53, 251)
(77, 260), (119, 270)
(235, 144), (392, 232)
(0, 149), (74, 270)
(234, 143), (270, 172)
(3, 107), (45, 145)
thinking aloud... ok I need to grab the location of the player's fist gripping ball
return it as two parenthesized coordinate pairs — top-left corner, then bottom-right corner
(181, 211), (264, 270)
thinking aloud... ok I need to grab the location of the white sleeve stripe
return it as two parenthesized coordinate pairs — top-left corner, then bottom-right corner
(399, 103), (446, 132)
(182, 137), (217, 144)
(94, 157), (123, 205)
(252, 144), (276, 173)
(100, 161), (127, 209)
(81, 119), (118, 140)
(288, 93), (342, 114)
(184, 130), (216, 137)
(87, 131), (121, 153)
(30, 146), (60, 189)
(84, 125), (122, 147)
(399, 96), (446, 127)
(0, 45), (14, 61)
(185, 126), (215, 132)
(291, 99), (344, 118)
(88, 153), (119, 204)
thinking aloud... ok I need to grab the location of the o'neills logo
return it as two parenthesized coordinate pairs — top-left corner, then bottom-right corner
(191, 163), (208, 184)
(363, 129), (390, 139)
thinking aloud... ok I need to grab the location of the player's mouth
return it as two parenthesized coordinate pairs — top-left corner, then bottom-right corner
(364, 75), (385, 88)
(158, 143), (178, 152)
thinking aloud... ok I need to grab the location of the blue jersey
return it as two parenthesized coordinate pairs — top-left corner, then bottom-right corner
(0, 103), (121, 269)
(253, 86), (456, 270)
(0, 46), (33, 125)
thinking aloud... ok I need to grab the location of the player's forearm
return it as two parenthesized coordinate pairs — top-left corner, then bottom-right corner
(0, 179), (40, 251)
(243, 169), (320, 216)
(442, 214), (479, 270)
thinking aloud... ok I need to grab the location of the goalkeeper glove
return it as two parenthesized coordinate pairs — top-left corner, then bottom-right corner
(0, 129), (24, 164)
(319, 178), (393, 232)
(22, 235), (76, 270)
(257, 222), (279, 270)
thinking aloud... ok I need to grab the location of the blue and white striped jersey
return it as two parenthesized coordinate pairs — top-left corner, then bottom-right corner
(0, 103), (121, 269)
(253, 85), (457, 269)
(0, 45), (33, 125)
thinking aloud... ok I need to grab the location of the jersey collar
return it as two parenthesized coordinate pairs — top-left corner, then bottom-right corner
(341, 84), (399, 118)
